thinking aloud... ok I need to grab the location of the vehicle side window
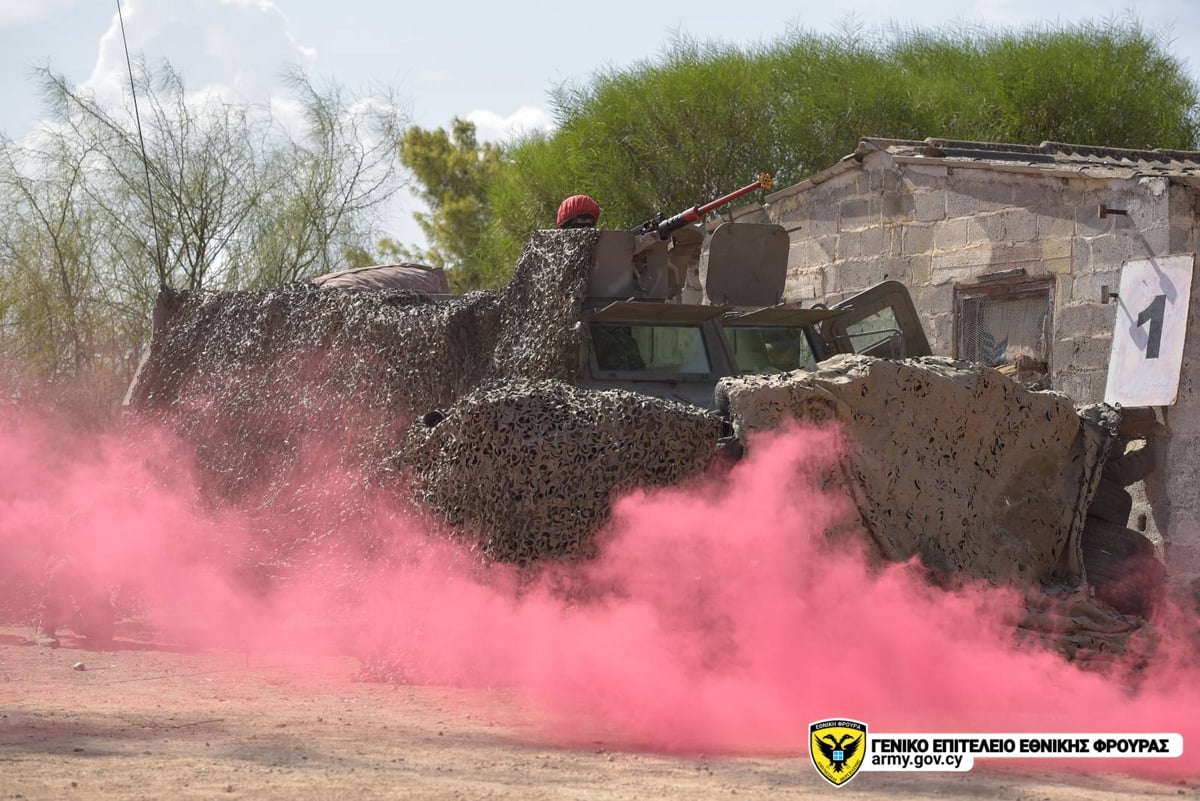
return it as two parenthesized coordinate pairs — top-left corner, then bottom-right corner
(726, 326), (817, 373)
(826, 280), (932, 358)
(843, 307), (901, 357)
(590, 323), (711, 374)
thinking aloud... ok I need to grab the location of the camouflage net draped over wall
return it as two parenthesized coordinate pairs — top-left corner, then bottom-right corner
(126, 231), (598, 506)
(719, 355), (1146, 662)
(719, 355), (1119, 587)
(398, 380), (723, 563)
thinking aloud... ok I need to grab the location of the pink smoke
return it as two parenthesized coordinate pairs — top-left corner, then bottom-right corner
(1, 406), (1198, 778)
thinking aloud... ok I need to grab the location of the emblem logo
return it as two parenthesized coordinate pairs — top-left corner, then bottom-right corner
(810, 718), (867, 787)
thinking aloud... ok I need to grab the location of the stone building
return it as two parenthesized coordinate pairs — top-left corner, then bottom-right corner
(743, 137), (1200, 589)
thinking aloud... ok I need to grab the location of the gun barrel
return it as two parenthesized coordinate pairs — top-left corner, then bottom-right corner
(696, 174), (771, 217)
(654, 173), (772, 239)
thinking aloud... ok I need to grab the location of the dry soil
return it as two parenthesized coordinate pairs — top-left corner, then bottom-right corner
(1, 622), (1197, 801)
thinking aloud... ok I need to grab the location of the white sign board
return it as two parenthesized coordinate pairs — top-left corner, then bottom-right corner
(1104, 254), (1195, 407)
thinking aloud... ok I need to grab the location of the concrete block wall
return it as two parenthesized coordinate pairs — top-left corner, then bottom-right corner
(1054, 177), (1171, 402)
(765, 154), (1200, 591)
(1160, 184), (1200, 590)
(767, 156), (1178, 400)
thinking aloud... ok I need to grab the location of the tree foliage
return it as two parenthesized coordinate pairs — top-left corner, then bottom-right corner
(0, 137), (105, 380)
(0, 60), (405, 417)
(4, 16), (1198, 418)
(440, 18), (1199, 284)
(397, 118), (502, 290)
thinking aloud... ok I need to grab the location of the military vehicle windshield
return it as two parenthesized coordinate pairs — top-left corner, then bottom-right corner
(726, 326), (817, 374)
(590, 322), (712, 374)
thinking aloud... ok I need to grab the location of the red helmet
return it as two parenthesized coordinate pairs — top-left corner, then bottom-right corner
(556, 194), (602, 228)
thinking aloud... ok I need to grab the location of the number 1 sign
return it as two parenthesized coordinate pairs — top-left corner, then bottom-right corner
(1104, 254), (1195, 407)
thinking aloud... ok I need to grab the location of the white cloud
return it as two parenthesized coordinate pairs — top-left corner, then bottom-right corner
(466, 106), (554, 145)
(0, 0), (72, 28)
(83, 0), (316, 111)
(267, 95), (307, 135)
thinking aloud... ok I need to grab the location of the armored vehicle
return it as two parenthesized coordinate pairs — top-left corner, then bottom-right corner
(579, 220), (931, 407)
(119, 191), (1161, 661)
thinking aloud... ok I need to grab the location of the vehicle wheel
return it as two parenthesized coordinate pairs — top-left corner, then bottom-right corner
(1116, 408), (1163, 439)
(1087, 476), (1133, 526)
(1081, 516), (1164, 617)
(712, 382), (732, 417)
(1102, 440), (1157, 487)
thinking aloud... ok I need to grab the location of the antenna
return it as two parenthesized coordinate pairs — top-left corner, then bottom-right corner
(115, 0), (167, 291)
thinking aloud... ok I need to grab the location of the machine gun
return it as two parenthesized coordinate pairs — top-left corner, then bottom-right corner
(631, 172), (773, 254)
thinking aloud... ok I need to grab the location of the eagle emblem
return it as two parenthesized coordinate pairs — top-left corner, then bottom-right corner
(810, 719), (867, 786)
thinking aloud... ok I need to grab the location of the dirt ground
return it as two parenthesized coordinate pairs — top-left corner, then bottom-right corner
(1, 621), (1198, 801)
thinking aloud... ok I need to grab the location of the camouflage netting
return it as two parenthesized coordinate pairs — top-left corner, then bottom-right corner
(122, 228), (1157, 663)
(126, 230), (599, 504)
(1019, 590), (1153, 668)
(719, 355), (1119, 588)
(398, 380), (723, 563)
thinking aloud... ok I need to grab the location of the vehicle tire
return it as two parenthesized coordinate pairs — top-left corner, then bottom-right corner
(1087, 476), (1133, 526)
(1081, 516), (1164, 617)
(712, 382), (732, 418)
(1116, 408), (1163, 439)
(707, 435), (744, 472)
(1102, 440), (1157, 487)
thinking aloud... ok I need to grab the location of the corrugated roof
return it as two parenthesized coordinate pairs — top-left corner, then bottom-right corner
(767, 137), (1200, 203)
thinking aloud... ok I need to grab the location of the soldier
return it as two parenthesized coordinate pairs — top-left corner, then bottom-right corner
(556, 195), (602, 229)
(33, 555), (115, 648)
(763, 330), (805, 371)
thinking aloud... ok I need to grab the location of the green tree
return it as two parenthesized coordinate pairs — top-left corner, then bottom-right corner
(0, 135), (103, 377)
(0, 59), (406, 418)
(470, 17), (1198, 278)
(397, 118), (502, 289)
(238, 70), (406, 288)
(35, 63), (404, 293)
(342, 237), (412, 271)
(0, 133), (133, 422)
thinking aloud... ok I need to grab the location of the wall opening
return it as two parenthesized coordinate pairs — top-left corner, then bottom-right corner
(955, 276), (1055, 387)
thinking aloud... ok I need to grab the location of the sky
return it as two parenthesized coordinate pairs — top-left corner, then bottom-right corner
(0, 0), (1196, 247)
